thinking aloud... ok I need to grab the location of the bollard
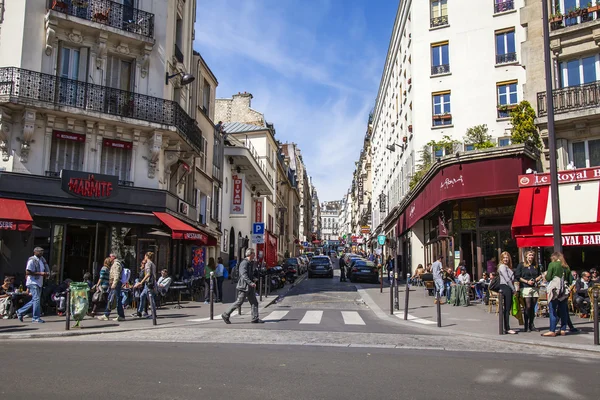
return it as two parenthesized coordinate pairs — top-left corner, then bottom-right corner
(389, 276), (394, 315)
(380, 266), (383, 293)
(65, 288), (71, 331)
(394, 271), (399, 310)
(210, 271), (215, 320)
(498, 289), (504, 335)
(593, 290), (599, 346)
(436, 290), (442, 328)
(150, 290), (157, 326)
(259, 275), (263, 302)
(404, 274), (410, 321)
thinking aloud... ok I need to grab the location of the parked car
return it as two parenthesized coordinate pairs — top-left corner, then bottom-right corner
(348, 260), (379, 283)
(283, 257), (301, 274)
(305, 252), (315, 260)
(308, 256), (333, 278)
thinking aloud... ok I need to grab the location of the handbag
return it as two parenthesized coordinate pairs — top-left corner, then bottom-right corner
(92, 289), (106, 303)
(489, 275), (500, 292)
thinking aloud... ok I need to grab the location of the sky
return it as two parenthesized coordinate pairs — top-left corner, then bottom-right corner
(194, 0), (398, 201)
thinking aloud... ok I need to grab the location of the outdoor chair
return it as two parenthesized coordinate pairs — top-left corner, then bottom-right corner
(487, 290), (499, 314)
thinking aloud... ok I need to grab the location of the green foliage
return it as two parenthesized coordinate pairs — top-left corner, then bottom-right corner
(427, 135), (461, 155)
(464, 124), (495, 149)
(409, 145), (432, 190)
(507, 101), (543, 149)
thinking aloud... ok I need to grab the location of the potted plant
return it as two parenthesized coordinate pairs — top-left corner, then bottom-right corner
(52, 0), (68, 11)
(440, 112), (452, 120)
(72, 0), (89, 7)
(591, 1), (600, 13)
(408, 125), (413, 133)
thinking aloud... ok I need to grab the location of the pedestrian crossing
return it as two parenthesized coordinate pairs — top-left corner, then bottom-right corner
(261, 309), (366, 326)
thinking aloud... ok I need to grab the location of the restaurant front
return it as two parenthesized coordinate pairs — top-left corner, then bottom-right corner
(512, 166), (600, 270)
(395, 145), (539, 279)
(0, 170), (218, 284)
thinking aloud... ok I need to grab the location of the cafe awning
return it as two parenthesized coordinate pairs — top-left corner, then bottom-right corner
(153, 212), (209, 243)
(512, 167), (600, 247)
(0, 198), (33, 231)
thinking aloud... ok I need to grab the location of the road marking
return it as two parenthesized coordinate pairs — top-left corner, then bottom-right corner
(263, 310), (289, 322)
(187, 317), (211, 322)
(393, 312), (436, 325)
(299, 310), (323, 324)
(342, 311), (366, 325)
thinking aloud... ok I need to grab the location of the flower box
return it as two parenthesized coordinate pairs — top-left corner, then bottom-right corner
(408, 125), (413, 133)
(52, 0), (68, 11)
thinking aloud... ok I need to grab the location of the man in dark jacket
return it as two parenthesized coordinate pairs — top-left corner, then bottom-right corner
(575, 271), (591, 317)
(339, 256), (346, 282)
(221, 248), (262, 324)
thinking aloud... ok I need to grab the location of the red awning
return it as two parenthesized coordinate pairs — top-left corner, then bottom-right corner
(153, 212), (208, 242)
(0, 198), (33, 231)
(512, 176), (600, 247)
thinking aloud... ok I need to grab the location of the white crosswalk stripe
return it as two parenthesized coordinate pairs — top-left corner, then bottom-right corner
(341, 311), (366, 325)
(299, 310), (323, 324)
(263, 310), (289, 322)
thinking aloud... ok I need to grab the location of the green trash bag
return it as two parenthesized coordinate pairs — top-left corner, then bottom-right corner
(70, 282), (90, 325)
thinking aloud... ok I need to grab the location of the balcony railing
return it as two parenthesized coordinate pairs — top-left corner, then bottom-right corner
(430, 15), (449, 28)
(496, 52), (517, 64)
(431, 64), (450, 75)
(494, 0), (514, 14)
(550, 8), (599, 31)
(174, 44), (184, 64)
(0, 67), (202, 152)
(537, 81), (600, 117)
(48, 0), (154, 38)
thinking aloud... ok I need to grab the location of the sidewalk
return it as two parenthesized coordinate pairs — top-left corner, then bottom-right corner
(358, 281), (600, 353)
(0, 275), (301, 340)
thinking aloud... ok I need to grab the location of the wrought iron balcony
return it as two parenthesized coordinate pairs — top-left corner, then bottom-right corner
(430, 15), (449, 28)
(431, 64), (450, 75)
(48, 0), (154, 39)
(494, 0), (514, 14)
(174, 44), (184, 64)
(496, 52), (517, 64)
(0, 67), (202, 152)
(537, 81), (600, 117)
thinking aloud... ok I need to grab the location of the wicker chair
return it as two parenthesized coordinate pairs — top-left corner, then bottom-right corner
(488, 290), (499, 314)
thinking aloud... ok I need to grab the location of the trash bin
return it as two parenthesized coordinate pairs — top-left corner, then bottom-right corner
(70, 282), (89, 328)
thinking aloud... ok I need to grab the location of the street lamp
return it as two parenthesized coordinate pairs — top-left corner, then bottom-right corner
(542, 0), (563, 252)
(165, 72), (196, 86)
(386, 143), (404, 152)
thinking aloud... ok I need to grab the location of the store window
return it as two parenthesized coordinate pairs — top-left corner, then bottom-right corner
(48, 130), (86, 175)
(571, 139), (600, 168)
(101, 139), (133, 182)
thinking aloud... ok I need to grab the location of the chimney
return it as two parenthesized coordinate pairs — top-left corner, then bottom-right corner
(232, 92), (253, 108)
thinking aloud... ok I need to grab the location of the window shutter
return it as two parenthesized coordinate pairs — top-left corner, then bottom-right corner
(207, 195), (212, 222)
(78, 47), (89, 82)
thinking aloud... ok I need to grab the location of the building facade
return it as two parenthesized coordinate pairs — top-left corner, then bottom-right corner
(320, 200), (342, 244)
(0, 0), (224, 283)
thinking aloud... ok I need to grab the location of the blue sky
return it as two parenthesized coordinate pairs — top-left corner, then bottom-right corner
(194, 0), (398, 201)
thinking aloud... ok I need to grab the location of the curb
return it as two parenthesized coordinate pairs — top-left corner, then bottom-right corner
(356, 285), (600, 354)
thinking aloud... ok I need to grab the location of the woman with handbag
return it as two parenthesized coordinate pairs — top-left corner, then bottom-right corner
(497, 251), (517, 334)
(515, 250), (542, 332)
(542, 252), (573, 337)
(91, 258), (111, 316)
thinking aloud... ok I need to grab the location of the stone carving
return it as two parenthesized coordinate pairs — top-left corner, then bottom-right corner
(19, 109), (36, 163)
(148, 132), (162, 179)
(139, 44), (152, 78)
(96, 33), (108, 69)
(67, 29), (83, 44)
(45, 16), (58, 56)
(116, 42), (130, 55)
(0, 109), (12, 162)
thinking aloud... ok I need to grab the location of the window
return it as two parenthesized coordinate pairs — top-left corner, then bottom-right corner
(175, 17), (184, 63)
(106, 56), (133, 91)
(58, 46), (87, 106)
(495, 29), (516, 64)
(571, 139), (600, 168)
(495, 0), (515, 13)
(497, 81), (518, 118)
(198, 136), (208, 172)
(202, 79), (211, 114)
(432, 92), (451, 126)
(100, 139), (133, 182)
(430, 0), (448, 28)
(199, 193), (208, 224)
(48, 131), (85, 174)
(431, 42), (450, 75)
(212, 184), (220, 221)
(559, 56), (598, 88)
(464, 144), (475, 152)
(557, 0), (596, 27)
(498, 137), (511, 147)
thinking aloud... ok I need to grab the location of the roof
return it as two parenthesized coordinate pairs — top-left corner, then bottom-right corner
(223, 122), (269, 134)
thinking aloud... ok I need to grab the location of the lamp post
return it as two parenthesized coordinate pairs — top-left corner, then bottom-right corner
(542, 0), (563, 252)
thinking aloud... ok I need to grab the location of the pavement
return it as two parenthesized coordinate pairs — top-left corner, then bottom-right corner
(0, 274), (300, 340)
(1, 341), (598, 400)
(357, 279), (600, 353)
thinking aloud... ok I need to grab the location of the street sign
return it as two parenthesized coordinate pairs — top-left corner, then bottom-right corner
(252, 222), (265, 235)
(377, 234), (386, 246)
(302, 241), (309, 247)
(251, 234), (265, 244)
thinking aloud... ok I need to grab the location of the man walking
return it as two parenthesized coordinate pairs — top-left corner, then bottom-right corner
(17, 247), (49, 323)
(432, 255), (445, 304)
(133, 252), (157, 318)
(221, 248), (263, 324)
(339, 256), (347, 282)
(98, 257), (125, 321)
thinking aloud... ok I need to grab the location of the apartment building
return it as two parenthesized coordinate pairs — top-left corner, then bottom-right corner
(310, 181), (321, 241)
(280, 142), (312, 243)
(0, 0), (223, 282)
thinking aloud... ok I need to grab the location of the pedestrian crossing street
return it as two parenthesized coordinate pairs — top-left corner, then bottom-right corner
(261, 309), (367, 326)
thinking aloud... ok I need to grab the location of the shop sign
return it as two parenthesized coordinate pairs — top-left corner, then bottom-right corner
(103, 138), (133, 150)
(0, 221), (15, 230)
(184, 232), (208, 242)
(438, 215), (448, 237)
(361, 225), (370, 234)
(377, 234), (386, 246)
(53, 130), (85, 142)
(61, 170), (118, 200)
(518, 166), (600, 188)
(563, 234), (600, 246)
(357, 176), (364, 205)
(231, 174), (245, 215)
(255, 200), (263, 223)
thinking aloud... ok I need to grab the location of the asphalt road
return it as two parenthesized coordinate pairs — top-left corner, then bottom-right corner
(1, 341), (597, 400)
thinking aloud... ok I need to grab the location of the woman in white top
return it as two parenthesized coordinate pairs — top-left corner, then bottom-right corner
(215, 257), (226, 302)
(497, 251), (517, 334)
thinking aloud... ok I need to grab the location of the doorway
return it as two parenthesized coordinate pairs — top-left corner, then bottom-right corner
(460, 232), (476, 279)
(61, 224), (107, 282)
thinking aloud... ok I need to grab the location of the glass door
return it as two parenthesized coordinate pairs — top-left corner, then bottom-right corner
(58, 47), (80, 106)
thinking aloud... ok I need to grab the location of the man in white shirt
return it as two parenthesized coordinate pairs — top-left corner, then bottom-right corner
(17, 247), (49, 323)
(456, 267), (471, 285)
(432, 255), (445, 304)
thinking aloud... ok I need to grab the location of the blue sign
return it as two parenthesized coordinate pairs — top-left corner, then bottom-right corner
(377, 234), (387, 246)
(252, 223), (265, 235)
(302, 242), (309, 247)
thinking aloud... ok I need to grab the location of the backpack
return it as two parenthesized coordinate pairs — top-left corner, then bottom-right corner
(121, 268), (131, 285)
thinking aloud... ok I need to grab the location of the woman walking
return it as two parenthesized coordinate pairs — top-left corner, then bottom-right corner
(497, 251), (517, 334)
(542, 252), (572, 337)
(515, 250), (542, 332)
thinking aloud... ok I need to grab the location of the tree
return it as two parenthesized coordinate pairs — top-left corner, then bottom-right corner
(508, 100), (543, 149)
(464, 124), (495, 149)
(409, 145), (432, 190)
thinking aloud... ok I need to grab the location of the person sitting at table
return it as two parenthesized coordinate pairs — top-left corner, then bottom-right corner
(456, 266), (471, 285)
(574, 271), (592, 318)
(443, 266), (455, 302)
(590, 268), (600, 284)
(157, 269), (172, 296)
(474, 272), (489, 300)
(182, 266), (195, 280)
(51, 279), (72, 316)
(0, 277), (12, 318)
(413, 264), (424, 281)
